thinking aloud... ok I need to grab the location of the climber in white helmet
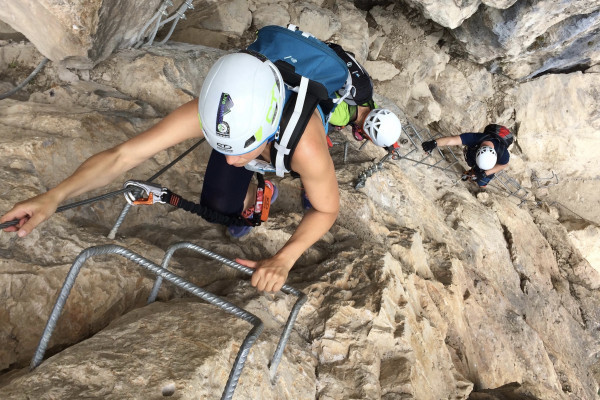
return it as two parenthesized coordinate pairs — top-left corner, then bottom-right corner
(283, 101), (402, 210)
(1, 50), (340, 293)
(329, 102), (402, 149)
(421, 124), (513, 187)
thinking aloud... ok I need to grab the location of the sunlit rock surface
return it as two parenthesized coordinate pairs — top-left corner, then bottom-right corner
(515, 71), (600, 225)
(0, 1), (599, 399)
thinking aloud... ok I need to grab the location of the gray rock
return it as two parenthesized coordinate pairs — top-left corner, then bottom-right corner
(451, 0), (600, 79)
(0, 0), (163, 68)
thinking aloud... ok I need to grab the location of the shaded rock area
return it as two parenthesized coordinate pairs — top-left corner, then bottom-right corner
(0, 1), (599, 399)
(514, 71), (600, 225)
(405, 0), (600, 79)
(0, 0), (164, 68)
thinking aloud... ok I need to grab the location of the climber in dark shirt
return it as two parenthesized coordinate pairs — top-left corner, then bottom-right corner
(421, 124), (513, 187)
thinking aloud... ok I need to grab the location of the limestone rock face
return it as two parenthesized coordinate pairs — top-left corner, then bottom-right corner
(515, 71), (600, 224)
(0, 300), (317, 399)
(176, 0), (252, 37)
(252, 4), (291, 30)
(1, 44), (599, 398)
(289, 2), (341, 42)
(401, 0), (494, 29)
(2, 0), (600, 82)
(0, 3), (599, 399)
(0, 0), (163, 68)
(449, 0), (600, 79)
(568, 225), (600, 272)
(89, 42), (226, 114)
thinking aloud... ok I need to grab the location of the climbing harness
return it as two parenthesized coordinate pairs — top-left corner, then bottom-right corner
(122, 173), (274, 227)
(461, 170), (476, 181)
(30, 243), (307, 400)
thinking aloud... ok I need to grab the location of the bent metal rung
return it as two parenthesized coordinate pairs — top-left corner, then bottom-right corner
(30, 244), (264, 400)
(147, 241), (308, 382)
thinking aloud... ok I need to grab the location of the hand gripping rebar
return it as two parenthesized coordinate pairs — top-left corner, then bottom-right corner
(146, 242), (307, 382)
(30, 244), (266, 400)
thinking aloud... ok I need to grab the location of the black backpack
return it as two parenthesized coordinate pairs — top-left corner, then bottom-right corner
(464, 125), (513, 167)
(327, 43), (374, 108)
(483, 124), (514, 150)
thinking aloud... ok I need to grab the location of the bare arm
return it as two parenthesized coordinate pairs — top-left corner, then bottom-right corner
(237, 111), (339, 292)
(277, 113), (339, 265)
(485, 162), (508, 175)
(1, 99), (203, 236)
(435, 135), (463, 147)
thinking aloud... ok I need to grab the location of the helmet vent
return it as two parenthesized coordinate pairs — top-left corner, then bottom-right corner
(244, 135), (256, 149)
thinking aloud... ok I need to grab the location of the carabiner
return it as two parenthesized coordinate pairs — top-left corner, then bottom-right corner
(123, 180), (167, 205)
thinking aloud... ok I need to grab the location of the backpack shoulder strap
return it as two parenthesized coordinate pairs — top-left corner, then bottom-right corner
(326, 42), (374, 106)
(271, 61), (328, 177)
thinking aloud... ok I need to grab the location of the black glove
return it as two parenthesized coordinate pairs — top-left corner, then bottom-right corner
(422, 140), (437, 153)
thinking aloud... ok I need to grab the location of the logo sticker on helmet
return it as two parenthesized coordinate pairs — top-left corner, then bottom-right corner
(216, 143), (233, 152)
(216, 93), (234, 138)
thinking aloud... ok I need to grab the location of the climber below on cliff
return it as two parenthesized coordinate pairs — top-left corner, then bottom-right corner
(329, 101), (402, 151)
(326, 42), (402, 153)
(291, 102), (402, 210)
(421, 124), (514, 187)
(294, 42), (402, 209)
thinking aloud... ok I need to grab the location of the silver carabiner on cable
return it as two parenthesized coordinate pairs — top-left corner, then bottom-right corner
(123, 180), (167, 205)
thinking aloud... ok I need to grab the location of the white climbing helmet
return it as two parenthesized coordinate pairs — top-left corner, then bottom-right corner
(362, 109), (402, 147)
(198, 51), (285, 155)
(476, 145), (497, 170)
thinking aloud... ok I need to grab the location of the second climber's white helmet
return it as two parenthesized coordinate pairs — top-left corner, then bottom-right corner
(198, 51), (285, 155)
(476, 145), (497, 170)
(362, 109), (402, 147)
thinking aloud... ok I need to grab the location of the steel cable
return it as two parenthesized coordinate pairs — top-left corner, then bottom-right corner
(0, 58), (49, 100)
(1, 139), (205, 231)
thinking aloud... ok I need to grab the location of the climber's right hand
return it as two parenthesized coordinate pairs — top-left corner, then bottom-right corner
(0, 192), (60, 237)
(421, 140), (437, 153)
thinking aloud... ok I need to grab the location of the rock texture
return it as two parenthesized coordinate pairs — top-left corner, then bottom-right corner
(0, 41), (599, 399)
(514, 71), (600, 225)
(0, 300), (317, 399)
(0, 0), (163, 68)
(393, 0), (600, 80)
(0, 1), (599, 399)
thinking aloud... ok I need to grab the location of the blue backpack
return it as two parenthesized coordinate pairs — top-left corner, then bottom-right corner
(247, 25), (350, 176)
